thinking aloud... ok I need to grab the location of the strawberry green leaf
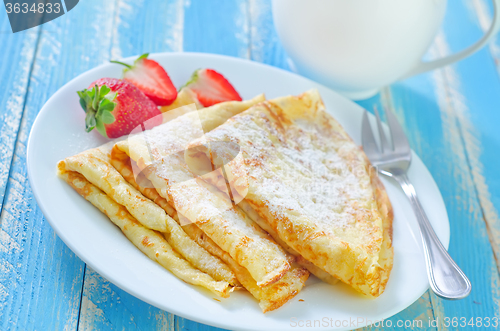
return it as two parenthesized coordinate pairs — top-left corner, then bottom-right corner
(77, 83), (116, 138)
(85, 111), (96, 132)
(104, 91), (117, 102)
(92, 85), (100, 110)
(85, 93), (92, 107)
(87, 87), (95, 99)
(95, 119), (107, 138)
(101, 111), (115, 124)
(99, 98), (115, 112)
(77, 90), (93, 112)
(78, 92), (87, 111)
(99, 85), (110, 98)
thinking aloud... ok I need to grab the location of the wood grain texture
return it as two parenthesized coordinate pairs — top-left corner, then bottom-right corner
(78, 268), (174, 331)
(183, 0), (247, 57)
(435, 0), (500, 320)
(0, 10), (91, 331)
(0, 10), (39, 215)
(0, 0), (499, 330)
(449, 0), (500, 274)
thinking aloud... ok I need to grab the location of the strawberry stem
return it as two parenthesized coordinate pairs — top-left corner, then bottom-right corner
(110, 60), (133, 69)
(136, 53), (149, 61)
(179, 68), (200, 91)
(92, 84), (100, 110)
(110, 53), (150, 70)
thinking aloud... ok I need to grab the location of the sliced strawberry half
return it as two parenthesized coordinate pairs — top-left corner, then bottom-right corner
(111, 54), (177, 106)
(182, 69), (242, 107)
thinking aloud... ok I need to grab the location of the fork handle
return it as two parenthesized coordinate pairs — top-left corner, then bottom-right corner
(394, 173), (471, 299)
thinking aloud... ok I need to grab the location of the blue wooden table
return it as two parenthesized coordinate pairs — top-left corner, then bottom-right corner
(1, 0), (499, 330)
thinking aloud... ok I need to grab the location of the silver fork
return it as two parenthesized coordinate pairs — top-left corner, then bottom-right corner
(362, 108), (471, 300)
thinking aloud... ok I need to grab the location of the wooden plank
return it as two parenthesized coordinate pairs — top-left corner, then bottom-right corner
(78, 268), (175, 331)
(175, 318), (228, 331)
(452, 0), (500, 274)
(0, 10), (39, 214)
(75, 0), (183, 329)
(0, 0), (128, 329)
(183, 0), (248, 57)
(436, 0), (500, 319)
(109, 0), (185, 59)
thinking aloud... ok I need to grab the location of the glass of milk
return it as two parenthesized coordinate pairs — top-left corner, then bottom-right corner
(273, 0), (500, 99)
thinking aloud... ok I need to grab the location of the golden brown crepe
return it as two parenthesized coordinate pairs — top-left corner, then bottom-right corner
(58, 95), (309, 312)
(59, 87), (390, 311)
(237, 199), (339, 286)
(111, 152), (309, 312)
(103, 146), (238, 285)
(160, 87), (202, 113)
(56, 97), (239, 296)
(185, 89), (394, 297)
(57, 165), (232, 298)
(112, 94), (300, 288)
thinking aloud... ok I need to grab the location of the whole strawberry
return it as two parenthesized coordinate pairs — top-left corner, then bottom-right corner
(77, 78), (162, 138)
(182, 68), (242, 107)
(111, 54), (177, 106)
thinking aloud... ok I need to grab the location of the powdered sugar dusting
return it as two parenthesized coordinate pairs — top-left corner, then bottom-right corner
(123, 109), (291, 283)
(127, 111), (205, 163)
(203, 95), (377, 240)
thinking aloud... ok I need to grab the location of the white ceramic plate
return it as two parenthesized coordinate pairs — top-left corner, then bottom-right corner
(27, 52), (450, 331)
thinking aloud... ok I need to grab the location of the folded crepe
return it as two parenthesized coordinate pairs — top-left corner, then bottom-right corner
(185, 89), (394, 297)
(112, 95), (300, 288)
(58, 168), (232, 297)
(58, 95), (308, 312)
(111, 149), (309, 312)
(57, 142), (235, 297)
(57, 97), (234, 297)
(160, 87), (202, 113)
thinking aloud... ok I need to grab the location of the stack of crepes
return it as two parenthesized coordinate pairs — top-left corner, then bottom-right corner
(57, 89), (394, 313)
(184, 89), (394, 298)
(57, 93), (310, 313)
